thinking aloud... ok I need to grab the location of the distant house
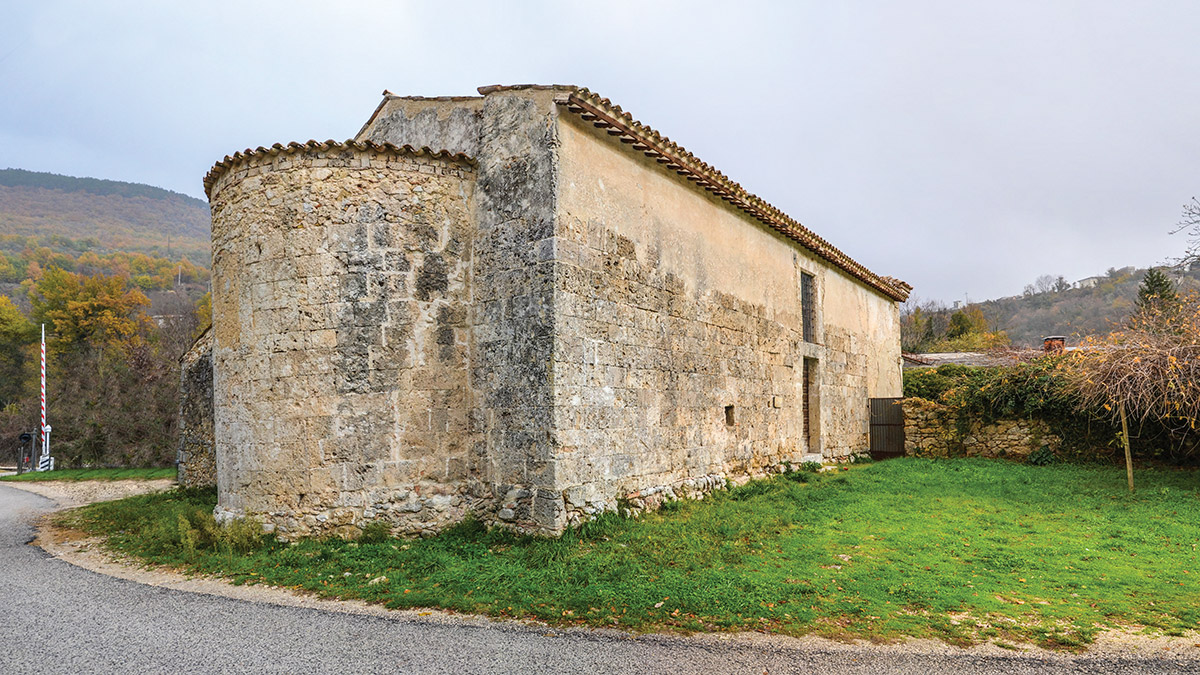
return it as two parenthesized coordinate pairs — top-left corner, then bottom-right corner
(1075, 276), (1105, 289)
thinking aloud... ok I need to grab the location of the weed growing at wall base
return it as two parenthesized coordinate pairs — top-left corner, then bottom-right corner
(59, 460), (1200, 650)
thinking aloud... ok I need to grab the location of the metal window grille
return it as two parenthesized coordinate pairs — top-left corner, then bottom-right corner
(801, 272), (816, 343)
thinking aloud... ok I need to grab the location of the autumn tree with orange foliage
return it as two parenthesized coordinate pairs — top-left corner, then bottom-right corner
(0, 268), (199, 467)
(0, 296), (36, 408)
(26, 267), (151, 352)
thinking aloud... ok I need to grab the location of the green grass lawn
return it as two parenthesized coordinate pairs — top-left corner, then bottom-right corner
(59, 458), (1200, 649)
(2, 467), (176, 482)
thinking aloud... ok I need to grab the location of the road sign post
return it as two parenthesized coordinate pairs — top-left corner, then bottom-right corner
(17, 432), (32, 475)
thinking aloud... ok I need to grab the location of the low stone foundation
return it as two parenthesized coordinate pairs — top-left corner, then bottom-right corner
(217, 481), (488, 539)
(902, 397), (1060, 459)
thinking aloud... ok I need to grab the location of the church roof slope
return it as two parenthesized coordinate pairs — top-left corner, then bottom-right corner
(554, 87), (911, 302)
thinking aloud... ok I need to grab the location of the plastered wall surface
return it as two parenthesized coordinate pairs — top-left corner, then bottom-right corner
(820, 268), (904, 457)
(550, 113), (902, 521)
(551, 114), (810, 520)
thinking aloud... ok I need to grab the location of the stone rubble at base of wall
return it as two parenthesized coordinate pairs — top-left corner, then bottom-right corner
(901, 398), (1061, 459)
(211, 464), (798, 540)
(215, 483), (487, 539)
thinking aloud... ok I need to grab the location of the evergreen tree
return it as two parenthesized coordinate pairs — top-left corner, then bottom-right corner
(1134, 268), (1180, 333)
(1135, 268), (1177, 313)
(946, 311), (973, 339)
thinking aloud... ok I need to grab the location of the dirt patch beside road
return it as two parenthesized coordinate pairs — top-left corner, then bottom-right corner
(5, 478), (175, 508)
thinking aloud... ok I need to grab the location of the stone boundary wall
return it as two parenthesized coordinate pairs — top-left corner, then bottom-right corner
(902, 397), (1060, 459)
(177, 329), (214, 488)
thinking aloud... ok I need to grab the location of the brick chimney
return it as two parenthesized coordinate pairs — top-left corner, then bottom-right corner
(1043, 336), (1066, 354)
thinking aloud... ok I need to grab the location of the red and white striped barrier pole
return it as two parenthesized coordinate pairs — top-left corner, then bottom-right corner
(40, 323), (45, 437)
(38, 324), (52, 472)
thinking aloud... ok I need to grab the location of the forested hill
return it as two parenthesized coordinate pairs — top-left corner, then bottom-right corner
(979, 266), (1200, 347)
(0, 168), (210, 264)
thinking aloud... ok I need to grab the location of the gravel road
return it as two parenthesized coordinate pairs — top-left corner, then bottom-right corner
(1, 483), (1197, 674)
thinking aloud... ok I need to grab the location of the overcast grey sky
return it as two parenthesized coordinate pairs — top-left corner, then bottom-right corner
(2, 1), (1197, 303)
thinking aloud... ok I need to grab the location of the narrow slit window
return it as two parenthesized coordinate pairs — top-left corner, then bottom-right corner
(724, 405), (736, 426)
(803, 359), (815, 452)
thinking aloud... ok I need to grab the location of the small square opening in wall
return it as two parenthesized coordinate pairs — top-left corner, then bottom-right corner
(725, 405), (736, 426)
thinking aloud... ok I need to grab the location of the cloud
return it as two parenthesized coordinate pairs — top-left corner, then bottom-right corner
(2, 0), (1198, 301)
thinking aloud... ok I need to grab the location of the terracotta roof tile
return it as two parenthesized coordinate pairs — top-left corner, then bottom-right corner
(556, 88), (912, 302)
(203, 139), (475, 199)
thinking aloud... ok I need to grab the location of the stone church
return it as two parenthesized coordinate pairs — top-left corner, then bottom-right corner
(178, 85), (911, 538)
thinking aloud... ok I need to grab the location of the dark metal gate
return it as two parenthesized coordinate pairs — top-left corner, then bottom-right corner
(869, 397), (905, 460)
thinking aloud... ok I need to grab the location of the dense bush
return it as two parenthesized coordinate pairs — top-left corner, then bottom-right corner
(902, 364), (979, 401)
(903, 359), (1078, 423)
(903, 360), (1118, 459)
(903, 356), (1200, 463)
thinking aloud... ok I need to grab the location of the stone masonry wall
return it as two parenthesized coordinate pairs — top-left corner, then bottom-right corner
(819, 266), (905, 459)
(358, 96), (483, 158)
(550, 111), (845, 524)
(550, 222), (809, 524)
(819, 326), (872, 459)
(208, 142), (478, 538)
(546, 101), (901, 524)
(361, 89), (568, 534)
(468, 90), (564, 531)
(177, 328), (215, 488)
(902, 397), (1060, 459)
